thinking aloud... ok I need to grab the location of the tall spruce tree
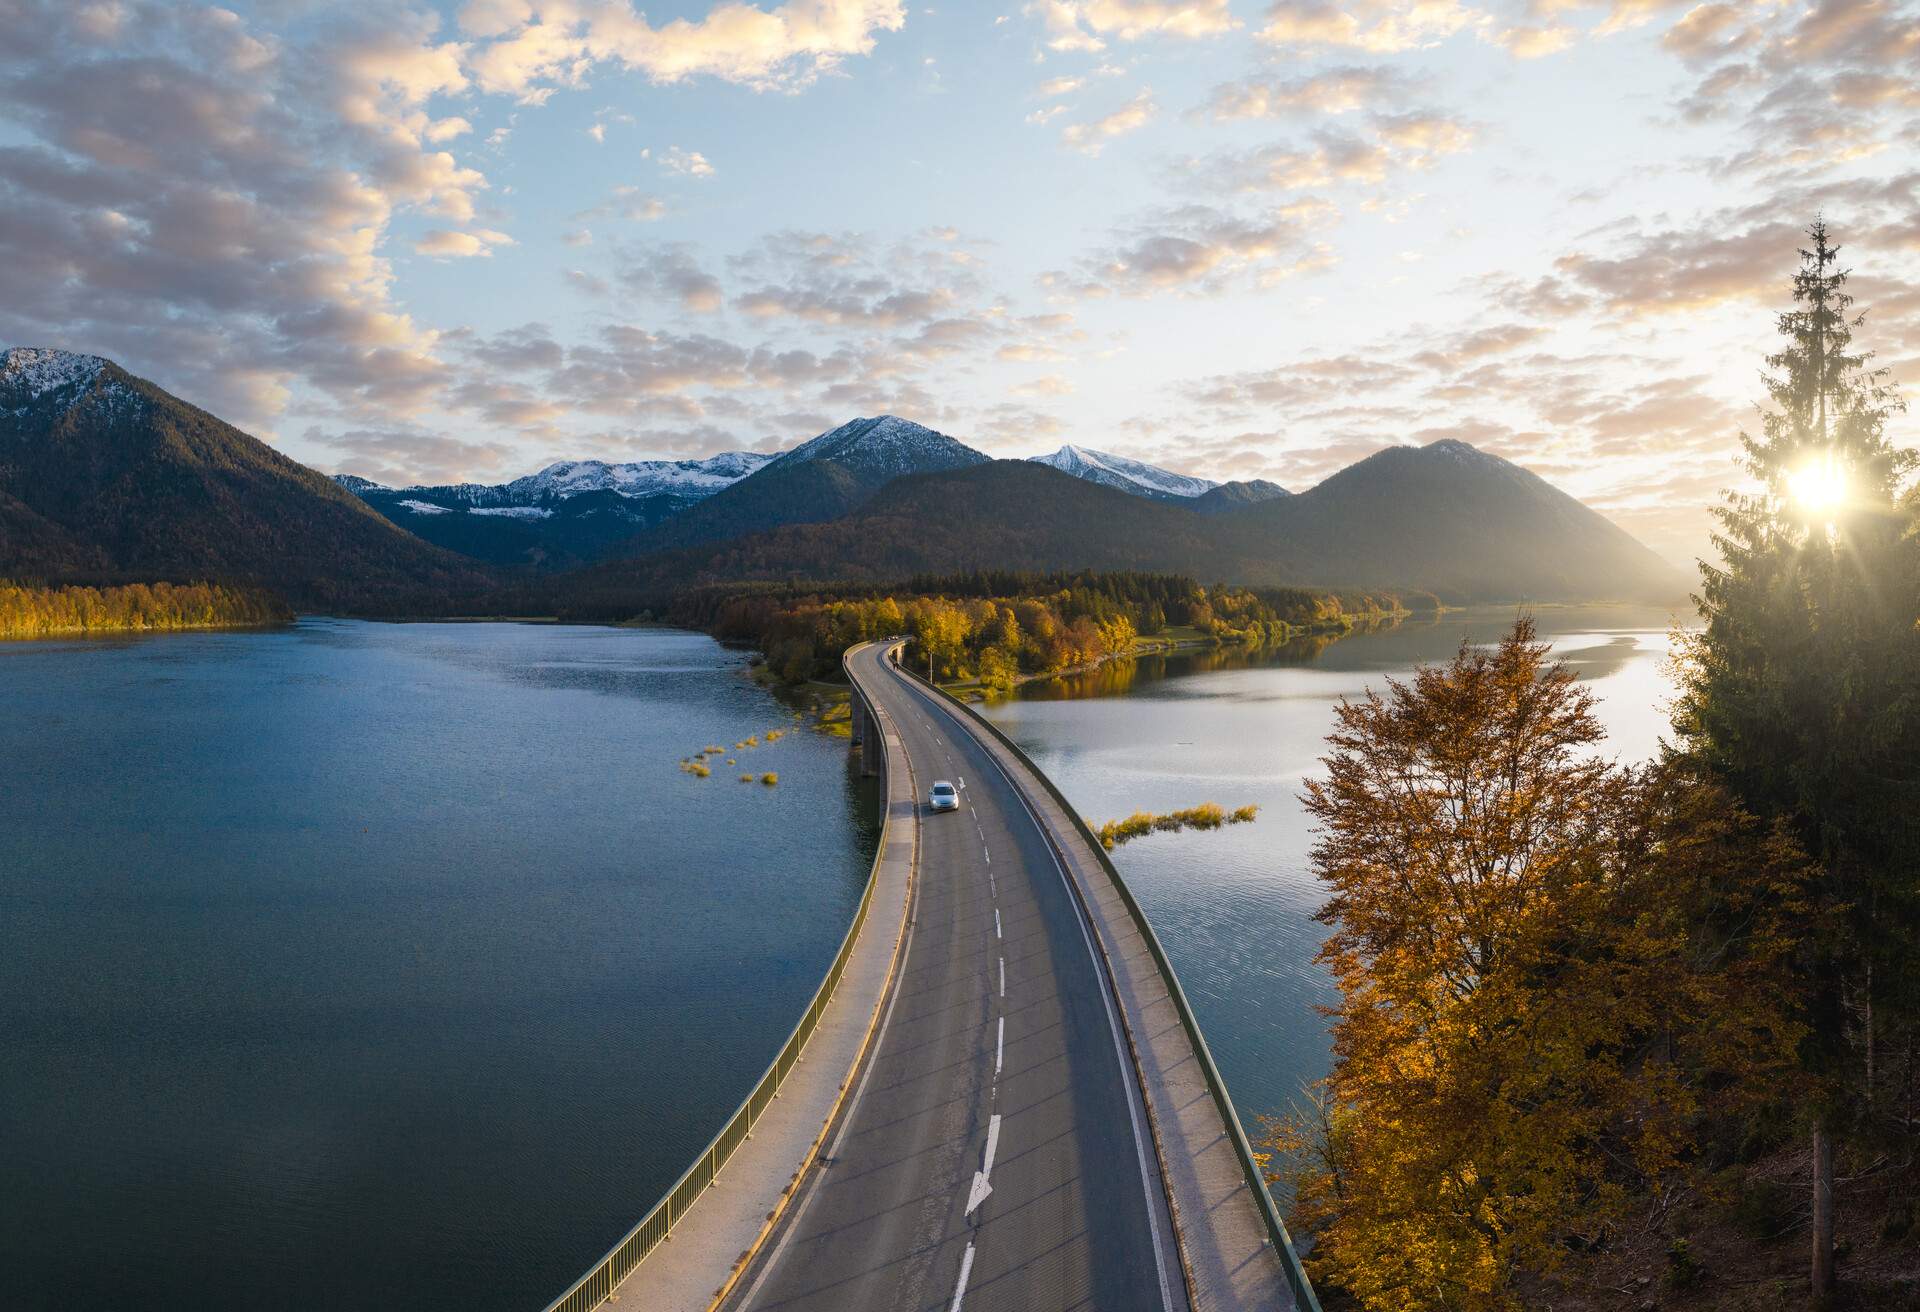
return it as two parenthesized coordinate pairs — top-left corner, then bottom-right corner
(1672, 219), (1920, 1300)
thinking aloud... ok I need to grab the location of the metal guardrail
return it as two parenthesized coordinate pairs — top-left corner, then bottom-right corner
(903, 664), (1323, 1312)
(539, 644), (892, 1312)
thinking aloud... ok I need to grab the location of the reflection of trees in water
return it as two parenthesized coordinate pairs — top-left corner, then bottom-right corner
(1013, 623), (1382, 701)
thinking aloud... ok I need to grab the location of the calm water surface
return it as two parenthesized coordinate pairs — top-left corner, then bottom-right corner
(976, 605), (1693, 1137)
(0, 620), (874, 1311)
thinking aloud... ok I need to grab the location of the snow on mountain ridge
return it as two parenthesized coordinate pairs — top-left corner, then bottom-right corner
(505, 451), (774, 501)
(2, 347), (107, 400)
(1031, 444), (1218, 500)
(763, 415), (990, 481)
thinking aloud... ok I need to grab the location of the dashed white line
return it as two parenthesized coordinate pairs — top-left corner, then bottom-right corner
(949, 1243), (976, 1311)
(998, 956), (1005, 997)
(995, 1016), (1004, 1076)
(993, 908), (1001, 939)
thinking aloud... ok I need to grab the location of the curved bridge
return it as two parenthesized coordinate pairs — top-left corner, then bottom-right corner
(544, 641), (1317, 1312)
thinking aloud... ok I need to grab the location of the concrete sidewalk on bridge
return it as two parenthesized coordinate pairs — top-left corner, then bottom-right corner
(950, 712), (1297, 1312)
(605, 692), (917, 1312)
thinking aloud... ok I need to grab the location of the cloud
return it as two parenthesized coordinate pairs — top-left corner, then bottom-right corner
(1486, 23), (1576, 57)
(1029, 0), (1238, 48)
(615, 243), (727, 312)
(310, 423), (524, 486)
(660, 145), (717, 177)
(1656, 0), (1920, 179)
(1256, 0), (1480, 53)
(1548, 219), (1808, 315)
(1011, 373), (1075, 396)
(414, 227), (516, 257)
(461, 0), (908, 96)
(1182, 114), (1472, 195)
(1056, 202), (1337, 296)
(1061, 87), (1156, 154)
(1202, 65), (1410, 120)
(0, 2), (479, 428)
(727, 228), (984, 326)
(451, 322), (566, 373)
(571, 183), (669, 224)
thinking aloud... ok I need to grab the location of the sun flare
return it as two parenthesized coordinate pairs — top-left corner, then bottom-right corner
(1787, 453), (1848, 516)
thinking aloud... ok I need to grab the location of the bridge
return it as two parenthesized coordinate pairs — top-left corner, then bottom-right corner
(541, 641), (1318, 1312)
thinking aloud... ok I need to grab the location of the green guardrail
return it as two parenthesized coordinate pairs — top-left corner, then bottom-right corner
(902, 662), (1323, 1312)
(538, 644), (894, 1312)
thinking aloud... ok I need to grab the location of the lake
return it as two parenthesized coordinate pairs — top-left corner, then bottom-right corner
(0, 620), (876, 1311)
(975, 605), (1693, 1140)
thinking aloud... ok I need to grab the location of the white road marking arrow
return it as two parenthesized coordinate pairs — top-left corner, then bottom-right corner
(965, 1114), (1003, 1216)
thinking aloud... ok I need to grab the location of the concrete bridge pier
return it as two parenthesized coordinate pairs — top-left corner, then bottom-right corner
(850, 681), (880, 779)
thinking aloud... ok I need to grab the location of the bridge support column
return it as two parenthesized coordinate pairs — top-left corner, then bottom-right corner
(859, 699), (879, 778)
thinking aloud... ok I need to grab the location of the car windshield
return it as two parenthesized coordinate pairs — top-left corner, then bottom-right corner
(933, 784), (954, 795)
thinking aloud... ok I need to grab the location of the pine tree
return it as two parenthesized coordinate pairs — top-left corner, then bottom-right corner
(1671, 219), (1920, 1300)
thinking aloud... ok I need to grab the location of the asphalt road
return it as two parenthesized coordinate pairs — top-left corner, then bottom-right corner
(728, 643), (1183, 1312)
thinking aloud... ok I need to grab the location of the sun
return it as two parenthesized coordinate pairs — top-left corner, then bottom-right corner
(1786, 452), (1848, 516)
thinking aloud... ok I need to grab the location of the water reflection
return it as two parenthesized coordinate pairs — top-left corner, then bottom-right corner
(976, 604), (1692, 1138)
(0, 621), (875, 1312)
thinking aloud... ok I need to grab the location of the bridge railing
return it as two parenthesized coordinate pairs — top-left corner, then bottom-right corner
(903, 662), (1323, 1312)
(539, 644), (892, 1312)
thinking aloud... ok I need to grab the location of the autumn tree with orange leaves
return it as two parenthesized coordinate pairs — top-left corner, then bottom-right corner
(1272, 619), (1809, 1311)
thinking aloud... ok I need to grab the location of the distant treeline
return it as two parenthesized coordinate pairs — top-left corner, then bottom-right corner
(0, 580), (292, 639)
(667, 571), (1431, 685)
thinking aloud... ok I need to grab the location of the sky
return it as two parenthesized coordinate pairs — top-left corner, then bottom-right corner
(0, 0), (1916, 567)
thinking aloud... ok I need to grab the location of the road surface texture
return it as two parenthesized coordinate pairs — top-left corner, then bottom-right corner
(727, 642), (1186, 1312)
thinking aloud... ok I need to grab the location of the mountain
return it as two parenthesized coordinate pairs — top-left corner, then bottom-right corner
(1194, 479), (1290, 514)
(561, 461), (1237, 610)
(333, 451), (773, 569)
(759, 415), (989, 484)
(1213, 439), (1686, 602)
(0, 347), (492, 609)
(605, 415), (990, 556)
(499, 451), (772, 503)
(1030, 444), (1218, 501)
(562, 440), (1687, 608)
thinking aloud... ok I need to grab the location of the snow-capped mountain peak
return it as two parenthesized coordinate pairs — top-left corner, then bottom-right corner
(764, 415), (991, 482)
(2, 346), (109, 407)
(1, 346), (146, 422)
(1030, 444), (1218, 501)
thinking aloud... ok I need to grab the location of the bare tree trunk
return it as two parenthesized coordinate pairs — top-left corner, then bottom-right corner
(1812, 1122), (1835, 1300)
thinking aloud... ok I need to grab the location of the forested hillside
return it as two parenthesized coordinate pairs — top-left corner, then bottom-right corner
(0, 579), (291, 638)
(0, 349), (495, 611)
(563, 454), (1685, 608)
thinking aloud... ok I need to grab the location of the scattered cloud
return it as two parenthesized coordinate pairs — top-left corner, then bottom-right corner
(1202, 65), (1411, 120)
(1028, 0), (1238, 50)
(1256, 0), (1479, 54)
(660, 146), (716, 178)
(1061, 87), (1156, 154)
(615, 243), (727, 312)
(415, 228), (517, 258)
(461, 0), (909, 95)
(1053, 202), (1337, 296)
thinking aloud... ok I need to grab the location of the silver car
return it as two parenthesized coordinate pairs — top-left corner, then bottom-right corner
(928, 780), (960, 812)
